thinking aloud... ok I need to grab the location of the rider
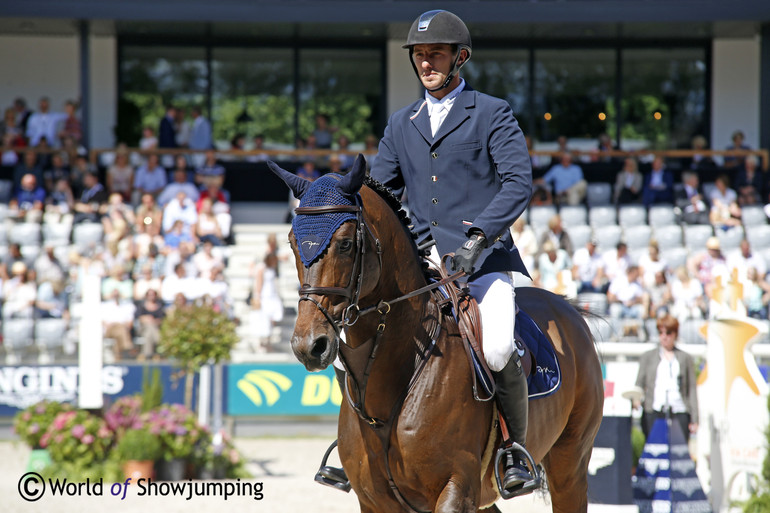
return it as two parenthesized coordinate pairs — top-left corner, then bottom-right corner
(328, 10), (535, 495)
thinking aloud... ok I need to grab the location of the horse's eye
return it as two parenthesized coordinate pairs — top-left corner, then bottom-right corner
(339, 239), (353, 253)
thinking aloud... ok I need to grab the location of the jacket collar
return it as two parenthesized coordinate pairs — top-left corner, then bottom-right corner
(410, 84), (476, 148)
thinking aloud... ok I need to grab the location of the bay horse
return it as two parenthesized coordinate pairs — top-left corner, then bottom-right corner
(269, 155), (604, 513)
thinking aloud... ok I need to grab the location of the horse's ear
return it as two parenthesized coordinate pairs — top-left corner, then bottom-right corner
(267, 160), (311, 199)
(337, 154), (367, 196)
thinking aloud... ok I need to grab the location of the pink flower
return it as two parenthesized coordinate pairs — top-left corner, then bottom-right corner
(81, 434), (94, 445)
(29, 423), (39, 435)
(71, 424), (85, 439)
(39, 433), (50, 448)
(22, 412), (31, 421)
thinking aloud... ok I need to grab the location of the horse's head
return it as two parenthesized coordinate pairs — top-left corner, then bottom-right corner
(269, 155), (382, 371)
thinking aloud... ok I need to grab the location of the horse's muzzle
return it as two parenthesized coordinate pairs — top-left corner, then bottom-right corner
(292, 333), (339, 372)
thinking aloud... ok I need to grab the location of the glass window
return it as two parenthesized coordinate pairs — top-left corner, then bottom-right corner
(462, 49), (530, 130)
(534, 49), (616, 144)
(211, 47), (294, 147)
(119, 46), (207, 146)
(298, 48), (382, 148)
(620, 48), (707, 150)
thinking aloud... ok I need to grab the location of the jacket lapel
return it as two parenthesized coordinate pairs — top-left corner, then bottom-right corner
(409, 99), (433, 146)
(432, 88), (475, 147)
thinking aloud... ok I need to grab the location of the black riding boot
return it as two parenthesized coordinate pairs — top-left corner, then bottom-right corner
(493, 352), (536, 492)
(315, 367), (350, 491)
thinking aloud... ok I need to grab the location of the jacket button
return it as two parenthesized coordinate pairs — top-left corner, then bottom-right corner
(432, 198), (438, 204)
(431, 152), (438, 159)
(431, 221), (438, 226)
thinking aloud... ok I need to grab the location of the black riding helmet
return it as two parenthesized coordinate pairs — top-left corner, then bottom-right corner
(404, 10), (472, 92)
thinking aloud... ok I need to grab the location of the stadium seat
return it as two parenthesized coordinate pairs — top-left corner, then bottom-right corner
(72, 222), (105, 251)
(9, 223), (42, 246)
(716, 226), (745, 252)
(558, 205), (588, 227)
(648, 205), (677, 227)
(664, 247), (689, 270)
(568, 224), (593, 250)
(683, 224), (714, 250)
(36, 318), (69, 364)
(586, 182), (612, 207)
(747, 224), (770, 250)
(653, 225), (684, 250)
(588, 205), (617, 227)
(594, 224), (623, 249)
(576, 292), (609, 316)
(624, 225), (652, 250)
(742, 205), (767, 227)
(43, 222), (73, 246)
(528, 205), (558, 232)
(618, 205), (647, 228)
(3, 319), (35, 364)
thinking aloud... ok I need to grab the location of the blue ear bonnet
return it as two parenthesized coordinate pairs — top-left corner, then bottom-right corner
(292, 173), (359, 267)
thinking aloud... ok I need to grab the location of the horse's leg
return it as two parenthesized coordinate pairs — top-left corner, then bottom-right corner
(433, 479), (480, 513)
(541, 439), (593, 513)
(479, 505), (502, 513)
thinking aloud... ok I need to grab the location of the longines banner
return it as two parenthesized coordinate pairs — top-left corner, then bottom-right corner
(227, 363), (341, 416)
(0, 364), (195, 416)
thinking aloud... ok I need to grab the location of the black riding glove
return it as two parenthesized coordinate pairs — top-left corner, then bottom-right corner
(451, 232), (487, 274)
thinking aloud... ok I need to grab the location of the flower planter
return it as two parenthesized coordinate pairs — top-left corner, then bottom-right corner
(123, 460), (154, 482)
(156, 458), (187, 481)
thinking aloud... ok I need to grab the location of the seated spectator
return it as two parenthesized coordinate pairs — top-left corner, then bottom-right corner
(106, 146), (134, 202)
(157, 167), (200, 207)
(164, 219), (195, 250)
(676, 171), (710, 225)
(101, 265), (134, 301)
(135, 289), (165, 361)
(735, 155), (765, 206)
(133, 154), (167, 203)
(197, 183), (232, 240)
(536, 152), (587, 206)
(602, 241), (631, 283)
(164, 242), (197, 279)
(510, 217), (538, 271)
(607, 265), (646, 319)
(709, 199), (742, 232)
(537, 214), (573, 259)
(102, 192), (135, 235)
(35, 278), (69, 320)
(735, 155), (764, 206)
(688, 236), (729, 298)
(192, 240), (224, 278)
(34, 244), (65, 284)
(135, 192), (163, 229)
(335, 134), (354, 170)
(744, 267), (770, 319)
(139, 126), (158, 151)
(45, 177), (75, 223)
(57, 99), (82, 146)
(101, 289), (137, 361)
(724, 129), (751, 169)
(572, 238), (606, 293)
(13, 149), (43, 190)
(1, 132), (20, 166)
(73, 171), (109, 224)
(613, 157), (643, 205)
(642, 156), (674, 207)
(644, 270), (672, 319)
(68, 152), (96, 198)
(669, 266), (706, 324)
(132, 243), (166, 280)
(10, 173), (46, 223)
(161, 262), (195, 304)
(683, 135), (717, 171)
(708, 174), (738, 211)
(43, 152), (70, 193)
(535, 240), (574, 295)
(194, 197), (226, 246)
(133, 264), (162, 301)
(3, 262), (36, 319)
(195, 149), (226, 189)
(162, 191), (198, 233)
(727, 238), (767, 287)
(4, 243), (25, 269)
(245, 134), (269, 163)
(637, 240), (668, 289)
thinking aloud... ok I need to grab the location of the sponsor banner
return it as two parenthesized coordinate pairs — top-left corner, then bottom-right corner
(0, 364), (196, 416)
(227, 363), (341, 416)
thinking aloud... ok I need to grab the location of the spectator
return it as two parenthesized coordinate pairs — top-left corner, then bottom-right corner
(158, 165), (199, 207)
(312, 114), (336, 149)
(164, 219), (195, 250)
(174, 107), (191, 148)
(106, 146), (134, 202)
(537, 152), (586, 206)
(744, 267), (770, 319)
(12, 97), (32, 135)
(297, 159), (321, 181)
(0, 107), (20, 140)
(709, 199), (742, 232)
(102, 193), (135, 242)
(57, 99), (82, 145)
(634, 314), (699, 441)
(133, 154), (168, 202)
(645, 270), (672, 319)
(34, 244), (65, 285)
(676, 171), (710, 225)
(245, 134), (269, 163)
(13, 149), (43, 189)
(101, 265), (133, 301)
(158, 104), (178, 149)
(135, 288), (166, 361)
(607, 265), (646, 320)
(637, 240), (668, 289)
(363, 133), (379, 170)
(735, 155), (764, 206)
(73, 171), (108, 224)
(192, 240), (224, 277)
(43, 152), (70, 193)
(161, 262), (194, 304)
(537, 214), (573, 259)
(535, 240), (574, 295)
(572, 238), (606, 293)
(139, 126), (158, 151)
(724, 129), (751, 169)
(163, 241), (197, 279)
(727, 238), (766, 287)
(707, 174), (738, 211)
(188, 106), (213, 151)
(510, 217), (538, 271)
(69, 152), (96, 199)
(135, 192), (163, 230)
(335, 134), (354, 170)
(687, 236), (728, 299)
(204, 266), (232, 317)
(194, 197), (226, 246)
(613, 156), (643, 205)
(10, 173), (46, 223)
(133, 264), (162, 301)
(25, 96), (68, 148)
(683, 135), (716, 172)
(602, 241), (631, 283)
(162, 191), (198, 233)
(642, 156), (674, 208)
(196, 182), (231, 238)
(249, 251), (284, 352)
(195, 149), (226, 190)
(1, 132), (20, 166)
(132, 243), (165, 280)
(3, 262), (36, 319)
(5, 243), (26, 269)
(35, 278), (68, 320)
(101, 289), (137, 361)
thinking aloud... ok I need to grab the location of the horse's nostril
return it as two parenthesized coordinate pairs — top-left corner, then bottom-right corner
(311, 336), (329, 359)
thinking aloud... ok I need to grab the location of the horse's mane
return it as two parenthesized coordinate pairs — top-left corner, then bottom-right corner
(363, 175), (424, 249)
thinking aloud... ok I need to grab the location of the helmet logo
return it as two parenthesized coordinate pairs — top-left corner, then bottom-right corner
(417, 10), (442, 31)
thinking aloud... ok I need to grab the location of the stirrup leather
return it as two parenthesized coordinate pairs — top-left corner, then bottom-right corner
(494, 442), (541, 499)
(314, 440), (351, 493)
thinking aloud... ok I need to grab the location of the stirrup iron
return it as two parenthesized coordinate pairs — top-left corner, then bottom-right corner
(494, 442), (541, 499)
(314, 440), (351, 493)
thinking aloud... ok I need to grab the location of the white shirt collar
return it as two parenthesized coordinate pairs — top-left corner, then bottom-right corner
(425, 79), (465, 114)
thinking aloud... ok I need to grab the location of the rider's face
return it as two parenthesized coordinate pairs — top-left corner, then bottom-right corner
(412, 44), (464, 96)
